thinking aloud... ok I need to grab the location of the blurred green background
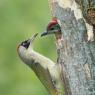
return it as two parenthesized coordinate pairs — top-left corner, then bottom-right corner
(0, 0), (57, 95)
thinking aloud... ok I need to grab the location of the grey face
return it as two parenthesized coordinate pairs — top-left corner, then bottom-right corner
(47, 24), (61, 33)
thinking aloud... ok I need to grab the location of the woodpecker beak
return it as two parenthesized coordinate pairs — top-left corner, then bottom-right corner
(41, 31), (48, 37)
(19, 33), (38, 49)
(41, 30), (58, 37)
(28, 33), (38, 43)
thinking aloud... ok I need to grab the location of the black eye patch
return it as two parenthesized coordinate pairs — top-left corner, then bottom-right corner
(21, 40), (30, 49)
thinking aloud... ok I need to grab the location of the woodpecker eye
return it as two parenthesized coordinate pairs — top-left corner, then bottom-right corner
(50, 27), (54, 30)
(21, 40), (30, 49)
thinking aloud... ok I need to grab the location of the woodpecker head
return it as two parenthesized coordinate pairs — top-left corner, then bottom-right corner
(41, 18), (61, 37)
(17, 33), (38, 56)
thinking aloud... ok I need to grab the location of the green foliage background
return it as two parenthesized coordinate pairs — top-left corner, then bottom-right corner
(0, 0), (57, 95)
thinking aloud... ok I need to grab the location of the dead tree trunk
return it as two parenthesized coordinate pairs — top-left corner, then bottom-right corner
(48, 0), (95, 95)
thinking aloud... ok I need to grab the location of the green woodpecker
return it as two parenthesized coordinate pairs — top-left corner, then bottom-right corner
(17, 33), (64, 95)
(41, 17), (63, 49)
(41, 17), (62, 40)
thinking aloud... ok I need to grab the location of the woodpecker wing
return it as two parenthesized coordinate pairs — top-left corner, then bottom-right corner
(29, 62), (59, 95)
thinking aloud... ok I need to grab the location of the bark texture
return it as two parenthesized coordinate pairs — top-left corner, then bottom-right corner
(48, 0), (95, 95)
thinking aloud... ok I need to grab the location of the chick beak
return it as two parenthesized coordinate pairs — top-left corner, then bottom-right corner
(28, 33), (38, 43)
(41, 31), (48, 37)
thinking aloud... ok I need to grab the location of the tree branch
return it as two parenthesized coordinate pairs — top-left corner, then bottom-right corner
(48, 0), (95, 95)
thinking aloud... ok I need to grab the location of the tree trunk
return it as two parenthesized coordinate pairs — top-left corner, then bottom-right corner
(48, 0), (95, 95)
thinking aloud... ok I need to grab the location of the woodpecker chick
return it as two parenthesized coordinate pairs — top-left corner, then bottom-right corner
(17, 33), (64, 95)
(41, 18), (62, 40)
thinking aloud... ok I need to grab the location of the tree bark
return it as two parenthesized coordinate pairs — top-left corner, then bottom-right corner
(48, 0), (95, 95)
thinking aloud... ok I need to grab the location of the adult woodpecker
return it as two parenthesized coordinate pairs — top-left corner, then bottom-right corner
(17, 33), (64, 95)
(41, 17), (62, 40)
